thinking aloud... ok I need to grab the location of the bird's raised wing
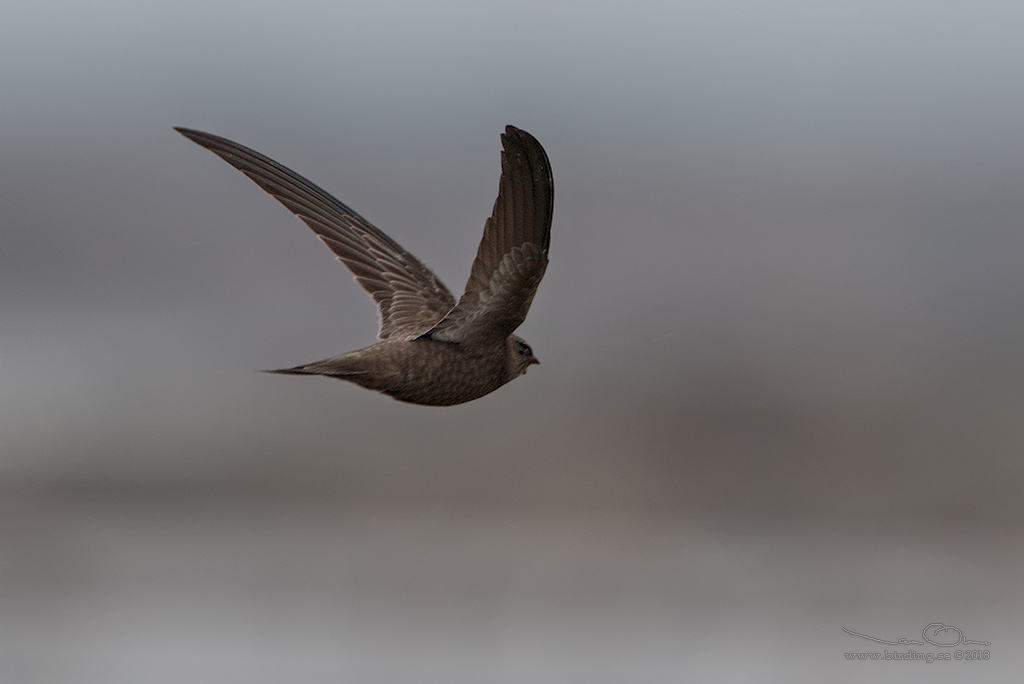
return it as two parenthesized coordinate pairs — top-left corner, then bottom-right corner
(175, 128), (456, 339)
(423, 126), (553, 345)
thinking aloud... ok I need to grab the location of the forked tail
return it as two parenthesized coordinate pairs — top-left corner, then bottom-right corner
(261, 365), (318, 376)
(260, 360), (370, 378)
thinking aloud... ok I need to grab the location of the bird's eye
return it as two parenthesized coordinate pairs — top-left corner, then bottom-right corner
(517, 342), (531, 356)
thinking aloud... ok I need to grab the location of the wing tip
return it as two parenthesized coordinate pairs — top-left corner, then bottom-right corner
(174, 127), (225, 151)
(502, 125), (543, 152)
(174, 126), (203, 140)
(500, 125), (551, 176)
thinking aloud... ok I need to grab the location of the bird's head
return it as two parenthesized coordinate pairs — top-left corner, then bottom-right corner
(508, 335), (540, 378)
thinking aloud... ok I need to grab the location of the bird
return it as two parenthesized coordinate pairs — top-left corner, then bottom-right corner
(175, 125), (554, 406)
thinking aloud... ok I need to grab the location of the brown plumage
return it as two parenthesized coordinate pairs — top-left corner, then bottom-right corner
(175, 125), (553, 406)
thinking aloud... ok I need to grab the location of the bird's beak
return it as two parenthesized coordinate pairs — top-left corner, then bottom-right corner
(530, 357), (540, 366)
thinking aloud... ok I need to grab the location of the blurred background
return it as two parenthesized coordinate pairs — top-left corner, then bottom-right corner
(2, 1), (1022, 681)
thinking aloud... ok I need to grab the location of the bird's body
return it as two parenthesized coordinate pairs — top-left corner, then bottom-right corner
(176, 125), (553, 406)
(273, 336), (520, 406)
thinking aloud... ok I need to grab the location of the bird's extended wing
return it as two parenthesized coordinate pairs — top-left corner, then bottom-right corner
(175, 128), (456, 339)
(423, 126), (553, 345)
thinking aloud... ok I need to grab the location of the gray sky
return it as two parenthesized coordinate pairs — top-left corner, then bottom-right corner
(1, 1), (1022, 680)
(4, 0), (1023, 512)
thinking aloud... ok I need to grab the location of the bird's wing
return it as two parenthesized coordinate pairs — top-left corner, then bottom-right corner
(175, 128), (456, 339)
(422, 126), (553, 346)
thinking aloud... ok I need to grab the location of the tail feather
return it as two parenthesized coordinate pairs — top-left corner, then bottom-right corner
(261, 360), (370, 377)
(261, 365), (318, 376)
